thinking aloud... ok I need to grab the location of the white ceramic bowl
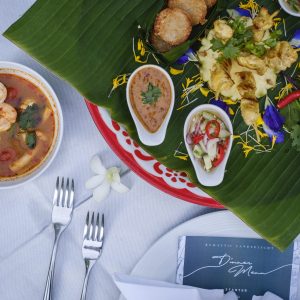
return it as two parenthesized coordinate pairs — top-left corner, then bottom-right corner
(126, 64), (175, 146)
(278, 0), (300, 17)
(184, 104), (233, 187)
(0, 61), (63, 189)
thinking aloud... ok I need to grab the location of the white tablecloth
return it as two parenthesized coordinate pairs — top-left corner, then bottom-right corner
(0, 1), (214, 299)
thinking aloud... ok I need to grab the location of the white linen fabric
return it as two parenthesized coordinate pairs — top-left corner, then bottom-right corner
(0, 1), (215, 299)
(114, 274), (283, 300)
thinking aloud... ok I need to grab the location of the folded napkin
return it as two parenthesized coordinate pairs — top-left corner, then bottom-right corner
(113, 274), (283, 300)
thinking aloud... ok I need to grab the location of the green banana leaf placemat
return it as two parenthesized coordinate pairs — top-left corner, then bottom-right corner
(4, 0), (300, 250)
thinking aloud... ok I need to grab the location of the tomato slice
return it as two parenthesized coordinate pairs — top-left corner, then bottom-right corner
(6, 87), (18, 100)
(0, 148), (16, 162)
(205, 120), (221, 139)
(212, 145), (225, 168)
(192, 134), (204, 144)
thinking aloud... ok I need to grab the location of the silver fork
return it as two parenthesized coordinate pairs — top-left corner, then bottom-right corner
(43, 177), (75, 300)
(81, 212), (104, 300)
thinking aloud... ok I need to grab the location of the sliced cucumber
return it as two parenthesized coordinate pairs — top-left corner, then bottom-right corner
(202, 111), (215, 120)
(207, 139), (218, 161)
(219, 129), (230, 138)
(203, 154), (213, 171)
(193, 145), (205, 159)
(199, 140), (207, 153)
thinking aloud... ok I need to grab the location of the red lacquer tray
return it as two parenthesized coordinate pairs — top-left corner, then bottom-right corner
(86, 101), (222, 208)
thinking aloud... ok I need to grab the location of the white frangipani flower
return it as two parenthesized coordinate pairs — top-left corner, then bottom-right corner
(85, 155), (129, 202)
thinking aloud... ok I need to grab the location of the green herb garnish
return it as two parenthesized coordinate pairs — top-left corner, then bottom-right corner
(19, 104), (41, 130)
(25, 131), (37, 149)
(211, 18), (282, 61)
(141, 83), (162, 105)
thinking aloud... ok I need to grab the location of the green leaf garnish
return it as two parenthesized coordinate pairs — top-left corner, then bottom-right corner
(19, 104), (41, 130)
(212, 18), (282, 61)
(141, 83), (162, 105)
(25, 131), (37, 149)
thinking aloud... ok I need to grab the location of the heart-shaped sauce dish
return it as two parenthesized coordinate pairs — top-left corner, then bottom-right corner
(126, 64), (175, 146)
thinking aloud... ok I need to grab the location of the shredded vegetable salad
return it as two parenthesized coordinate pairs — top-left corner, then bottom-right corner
(186, 111), (231, 172)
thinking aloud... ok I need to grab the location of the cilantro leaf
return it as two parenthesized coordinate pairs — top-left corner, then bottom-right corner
(245, 42), (266, 57)
(222, 41), (240, 59)
(211, 38), (225, 51)
(25, 131), (37, 149)
(19, 104), (41, 130)
(141, 83), (162, 105)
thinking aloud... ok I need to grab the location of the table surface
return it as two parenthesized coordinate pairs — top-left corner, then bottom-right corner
(0, 1), (214, 299)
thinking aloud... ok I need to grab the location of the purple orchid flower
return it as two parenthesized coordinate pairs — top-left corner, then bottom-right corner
(263, 100), (285, 144)
(210, 99), (230, 116)
(176, 48), (196, 65)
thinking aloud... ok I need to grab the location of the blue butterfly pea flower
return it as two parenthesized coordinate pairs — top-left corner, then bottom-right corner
(263, 104), (285, 131)
(290, 29), (300, 48)
(176, 48), (196, 65)
(210, 99), (230, 116)
(263, 100), (285, 144)
(227, 8), (252, 19)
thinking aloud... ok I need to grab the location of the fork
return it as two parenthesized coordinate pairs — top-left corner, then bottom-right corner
(81, 212), (104, 300)
(43, 177), (75, 300)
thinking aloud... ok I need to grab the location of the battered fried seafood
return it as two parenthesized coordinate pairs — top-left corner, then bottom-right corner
(266, 41), (299, 73)
(237, 72), (260, 127)
(213, 20), (234, 42)
(197, 6), (299, 128)
(210, 64), (234, 99)
(252, 8), (279, 42)
(153, 8), (192, 46)
(237, 54), (267, 76)
(168, 0), (207, 25)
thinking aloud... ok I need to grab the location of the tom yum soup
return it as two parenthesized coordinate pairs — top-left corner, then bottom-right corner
(128, 66), (172, 133)
(0, 74), (55, 180)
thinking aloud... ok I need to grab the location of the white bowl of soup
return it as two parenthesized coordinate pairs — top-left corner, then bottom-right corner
(0, 61), (63, 189)
(126, 65), (175, 146)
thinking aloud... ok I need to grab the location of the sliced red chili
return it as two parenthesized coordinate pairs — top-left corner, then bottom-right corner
(277, 90), (300, 109)
(0, 148), (16, 162)
(192, 134), (204, 145)
(212, 145), (225, 168)
(224, 137), (230, 149)
(205, 120), (221, 139)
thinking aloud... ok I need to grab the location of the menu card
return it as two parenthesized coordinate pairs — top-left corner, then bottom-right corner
(176, 236), (300, 300)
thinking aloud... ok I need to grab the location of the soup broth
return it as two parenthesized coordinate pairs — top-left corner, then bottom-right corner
(0, 73), (55, 180)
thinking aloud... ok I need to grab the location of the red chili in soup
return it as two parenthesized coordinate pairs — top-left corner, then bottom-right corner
(0, 73), (56, 180)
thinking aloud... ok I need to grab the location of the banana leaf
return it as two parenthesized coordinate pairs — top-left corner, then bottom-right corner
(4, 0), (300, 250)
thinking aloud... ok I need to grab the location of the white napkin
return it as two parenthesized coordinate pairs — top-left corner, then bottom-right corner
(113, 274), (235, 300)
(113, 274), (283, 300)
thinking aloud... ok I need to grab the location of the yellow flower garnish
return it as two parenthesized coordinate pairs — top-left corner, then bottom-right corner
(275, 83), (293, 101)
(223, 99), (237, 105)
(239, 0), (260, 17)
(174, 142), (189, 161)
(200, 87), (210, 97)
(170, 67), (184, 75)
(132, 37), (158, 64)
(238, 142), (255, 158)
(109, 74), (131, 97)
